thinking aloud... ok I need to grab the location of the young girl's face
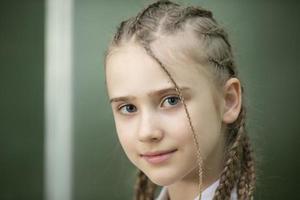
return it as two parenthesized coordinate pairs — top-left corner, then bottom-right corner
(105, 42), (226, 186)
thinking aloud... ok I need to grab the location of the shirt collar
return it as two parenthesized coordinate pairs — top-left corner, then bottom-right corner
(155, 179), (220, 200)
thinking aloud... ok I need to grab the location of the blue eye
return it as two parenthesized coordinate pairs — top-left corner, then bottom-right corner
(162, 96), (181, 107)
(119, 104), (137, 114)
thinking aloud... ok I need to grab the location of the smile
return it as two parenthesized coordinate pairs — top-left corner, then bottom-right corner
(141, 149), (177, 164)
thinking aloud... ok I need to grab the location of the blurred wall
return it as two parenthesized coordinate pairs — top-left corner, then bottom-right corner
(73, 0), (300, 200)
(0, 0), (44, 200)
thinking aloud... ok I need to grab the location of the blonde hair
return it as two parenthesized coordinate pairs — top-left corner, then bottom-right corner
(104, 0), (256, 199)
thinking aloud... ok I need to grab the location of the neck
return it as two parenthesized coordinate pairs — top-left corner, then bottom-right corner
(167, 139), (225, 200)
(166, 167), (221, 200)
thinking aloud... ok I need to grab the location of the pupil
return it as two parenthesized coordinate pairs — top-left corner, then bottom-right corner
(169, 97), (178, 105)
(127, 105), (135, 112)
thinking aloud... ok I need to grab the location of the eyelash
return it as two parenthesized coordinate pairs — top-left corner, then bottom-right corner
(117, 95), (182, 115)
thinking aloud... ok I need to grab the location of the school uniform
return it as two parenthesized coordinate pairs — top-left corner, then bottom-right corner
(155, 179), (237, 200)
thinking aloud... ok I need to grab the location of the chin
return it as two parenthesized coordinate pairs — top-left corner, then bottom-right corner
(145, 171), (179, 186)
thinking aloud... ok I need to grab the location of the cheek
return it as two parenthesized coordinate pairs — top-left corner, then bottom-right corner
(188, 100), (223, 160)
(114, 117), (137, 158)
(158, 107), (192, 142)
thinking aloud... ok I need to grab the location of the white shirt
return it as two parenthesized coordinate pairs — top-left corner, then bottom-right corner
(155, 179), (237, 200)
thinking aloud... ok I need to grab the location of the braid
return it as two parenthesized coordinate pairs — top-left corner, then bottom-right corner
(237, 133), (256, 199)
(134, 170), (157, 200)
(175, 5), (213, 27)
(142, 42), (204, 200)
(214, 119), (243, 200)
(105, 1), (256, 199)
(213, 103), (256, 200)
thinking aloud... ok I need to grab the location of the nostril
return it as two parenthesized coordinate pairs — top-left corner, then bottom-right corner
(138, 129), (164, 142)
(150, 136), (160, 142)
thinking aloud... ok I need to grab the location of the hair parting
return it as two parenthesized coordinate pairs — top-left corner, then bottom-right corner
(105, 0), (256, 199)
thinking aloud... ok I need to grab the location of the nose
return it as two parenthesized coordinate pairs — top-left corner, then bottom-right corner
(137, 109), (164, 143)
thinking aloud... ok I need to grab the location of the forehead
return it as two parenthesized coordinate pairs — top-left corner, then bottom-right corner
(105, 42), (214, 99)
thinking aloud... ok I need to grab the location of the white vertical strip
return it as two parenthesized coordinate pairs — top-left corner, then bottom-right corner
(45, 0), (73, 200)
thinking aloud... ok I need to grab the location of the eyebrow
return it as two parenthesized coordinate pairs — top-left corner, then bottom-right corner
(109, 86), (191, 104)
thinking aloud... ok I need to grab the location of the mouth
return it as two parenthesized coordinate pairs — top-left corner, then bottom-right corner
(140, 149), (177, 164)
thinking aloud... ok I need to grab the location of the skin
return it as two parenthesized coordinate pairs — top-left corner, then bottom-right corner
(105, 42), (241, 200)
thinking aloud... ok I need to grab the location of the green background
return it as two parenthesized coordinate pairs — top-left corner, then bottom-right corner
(1, 0), (299, 199)
(0, 0), (44, 200)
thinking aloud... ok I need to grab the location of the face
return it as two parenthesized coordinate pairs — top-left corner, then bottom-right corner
(105, 42), (225, 186)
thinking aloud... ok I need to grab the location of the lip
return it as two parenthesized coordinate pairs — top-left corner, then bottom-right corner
(141, 149), (177, 164)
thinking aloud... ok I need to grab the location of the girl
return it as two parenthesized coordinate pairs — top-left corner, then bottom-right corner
(104, 0), (256, 199)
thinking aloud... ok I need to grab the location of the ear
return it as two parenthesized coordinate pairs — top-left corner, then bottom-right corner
(222, 78), (242, 124)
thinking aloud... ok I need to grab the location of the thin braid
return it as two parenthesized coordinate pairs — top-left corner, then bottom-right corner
(202, 25), (232, 49)
(174, 6), (236, 77)
(245, 135), (256, 197)
(142, 44), (204, 200)
(237, 137), (249, 200)
(175, 6), (234, 49)
(237, 133), (256, 199)
(213, 114), (245, 200)
(236, 106), (256, 200)
(133, 0), (178, 30)
(213, 103), (256, 200)
(175, 6), (213, 26)
(134, 170), (157, 200)
(105, 1), (256, 199)
(213, 100), (247, 199)
(130, 4), (163, 199)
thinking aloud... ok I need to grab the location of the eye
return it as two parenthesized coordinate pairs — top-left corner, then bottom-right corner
(118, 104), (137, 114)
(161, 95), (181, 108)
